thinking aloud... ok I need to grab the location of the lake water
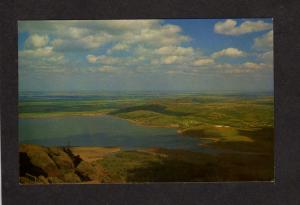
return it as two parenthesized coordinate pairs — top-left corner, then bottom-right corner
(19, 115), (205, 151)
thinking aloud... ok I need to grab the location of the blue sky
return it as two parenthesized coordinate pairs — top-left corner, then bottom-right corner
(18, 19), (273, 92)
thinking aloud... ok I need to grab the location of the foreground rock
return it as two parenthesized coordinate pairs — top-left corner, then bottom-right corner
(19, 144), (109, 184)
(20, 144), (60, 178)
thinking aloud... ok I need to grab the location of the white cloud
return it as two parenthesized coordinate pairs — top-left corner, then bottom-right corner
(162, 56), (181, 64)
(155, 46), (194, 56)
(88, 44), (196, 67)
(25, 34), (49, 48)
(89, 65), (117, 73)
(51, 33), (113, 51)
(243, 62), (266, 70)
(20, 46), (56, 58)
(80, 34), (113, 49)
(258, 50), (273, 64)
(50, 39), (64, 47)
(98, 66), (113, 72)
(118, 24), (190, 48)
(100, 20), (161, 32)
(86, 55), (123, 65)
(214, 19), (272, 35)
(253, 30), (273, 50)
(19, 47), (65, 73)
(20, 20), (195, 74)
(108, 43), (129, 53)
(86, 54), (98, 63)
(20, 20), (190, 52)
(152, 55), (193, 65)
(212, 48), (245, 58)
(99, 56), (122, 65)
(193, 58), (214, 66)
(215, 61), (271, 74)
(19, 20), (273, 79)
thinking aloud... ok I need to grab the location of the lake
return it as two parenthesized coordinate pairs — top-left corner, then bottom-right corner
(19, 115), (206, 151)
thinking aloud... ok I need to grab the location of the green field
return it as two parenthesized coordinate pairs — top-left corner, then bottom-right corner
(20, 94), (273, 128)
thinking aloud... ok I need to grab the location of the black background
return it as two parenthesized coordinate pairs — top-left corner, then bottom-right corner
(1, 0), (300, 204)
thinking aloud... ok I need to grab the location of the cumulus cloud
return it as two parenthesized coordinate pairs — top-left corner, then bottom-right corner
(20, 46), (53, 57)
(214, 19), (272, 35)
(19, 20), (190, 52)
(258, 50), (273, 64)
(243, 62), (266, 70)
(253, 30), (273, 50)
(161, 56), (184, 65)
(98, 66), (114, 72)
(212, 48), (246, 58)
(18, 20), (273, 79)
(107, 43), (129, 53)
(88, 44), (196, 67)
(19, 46), (64, 62)
(154, 46), (194, 56)
(20, 34), (66, 74)
(25, 34), (49, 48)
(51, 33), (113, 51)
(86, 54), (98, 63)
(214, 61), (271, 74)
(88, 65), (117, 73)
(86, 55), (124, 65)
(19, 47), (65, 73)
(116, 24), (190, 48)
(193, 58), (215, 66)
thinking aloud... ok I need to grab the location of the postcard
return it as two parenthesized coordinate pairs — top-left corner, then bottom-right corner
(18, 19), (274, 184)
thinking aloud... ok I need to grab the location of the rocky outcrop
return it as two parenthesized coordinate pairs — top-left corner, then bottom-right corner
(20, 144), (60, 178)
(19, 144), (102, 184)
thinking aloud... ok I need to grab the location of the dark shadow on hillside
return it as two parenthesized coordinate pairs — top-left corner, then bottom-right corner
(182, 127), (274, 154)
(239, 127), (274, 141)
(110, 104), (191, 116)
(126, 159), (220, 182)
(125, 150), (274, 182)
(214, 127), (274, 153)
(20, 152), (48, 177)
